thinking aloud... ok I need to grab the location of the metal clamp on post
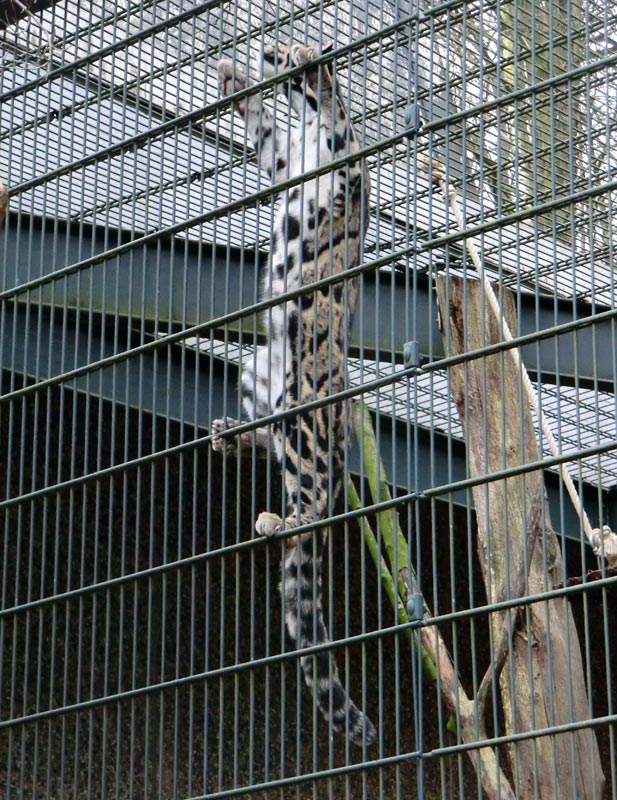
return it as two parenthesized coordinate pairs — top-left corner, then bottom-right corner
(406, 592), (424, 623)
(403, 340), (420, 369)
(403, 103), (423, 137)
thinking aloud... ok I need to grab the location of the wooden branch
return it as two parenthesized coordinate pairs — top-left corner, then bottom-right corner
(351, 402), (516, 800)
(347, 479), (438, 681)
(556, 566), (617, 588)
(0, 182), (8, 228)
(0, 0), (57, 30)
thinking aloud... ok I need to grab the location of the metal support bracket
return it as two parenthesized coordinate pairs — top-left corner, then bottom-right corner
(406, 592), (424, 622)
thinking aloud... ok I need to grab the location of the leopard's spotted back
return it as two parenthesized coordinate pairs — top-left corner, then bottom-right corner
(212, 42), (374, 747)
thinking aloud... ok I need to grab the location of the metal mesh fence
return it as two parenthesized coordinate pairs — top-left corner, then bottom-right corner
(1, 1), (616, 797)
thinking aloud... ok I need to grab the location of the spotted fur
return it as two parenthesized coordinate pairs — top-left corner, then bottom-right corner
(212, 42), (374, 746)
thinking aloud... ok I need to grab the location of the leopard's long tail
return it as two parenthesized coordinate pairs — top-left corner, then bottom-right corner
(282, 533), (376, 747)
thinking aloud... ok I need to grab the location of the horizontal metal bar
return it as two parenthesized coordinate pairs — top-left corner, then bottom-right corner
(0, 434), (604, 620)
(1, 305), (608, 539)
(1, 389), (607, 541)
(0, 0), (486, 119)
(185, 712), (617, 800)
(2, 295), (616, 473)
(186, 750), (423, 800)
(2, 567), (615, 730)
(0, 0), (225, 104)
(0, 0), (335, 150)
(8, 42), (616, 201)
(4, 164), (616, 307)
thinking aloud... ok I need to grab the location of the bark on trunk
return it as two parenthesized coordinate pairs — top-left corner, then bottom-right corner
(0, 182), (7, 228)
(436, 274), (604, 798)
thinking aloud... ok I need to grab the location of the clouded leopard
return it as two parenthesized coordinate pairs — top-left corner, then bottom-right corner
(211, 42), (375, 746)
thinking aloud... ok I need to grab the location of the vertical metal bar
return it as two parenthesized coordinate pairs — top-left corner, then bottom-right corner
(1, 2), (617, 798)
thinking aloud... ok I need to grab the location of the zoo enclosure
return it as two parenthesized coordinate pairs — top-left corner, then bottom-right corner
(1, 0), (616, 798)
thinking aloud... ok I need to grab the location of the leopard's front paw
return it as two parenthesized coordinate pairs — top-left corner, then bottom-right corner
(255, 511), (283, 537)
(211, 417), (239, 454)
(261, 43), (291, 78)
(332, 190), (346, 218)
(290, 44), (317, 67)
(218, 59), (248, 112)
(261, 44), (277, 77)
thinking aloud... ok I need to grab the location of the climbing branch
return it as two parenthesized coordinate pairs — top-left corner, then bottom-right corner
(350, 402), (516, 800)
(0, 0), (56, 30)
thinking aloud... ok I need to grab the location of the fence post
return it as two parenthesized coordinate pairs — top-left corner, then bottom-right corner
(435, 274), (604, 798)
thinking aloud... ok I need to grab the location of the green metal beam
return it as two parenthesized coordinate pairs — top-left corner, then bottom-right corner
(3, 213), (615, 390)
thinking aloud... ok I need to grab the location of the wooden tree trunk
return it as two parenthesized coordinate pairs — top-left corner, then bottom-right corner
(436, 275), (604, 798)
(0, 182), (7, 228)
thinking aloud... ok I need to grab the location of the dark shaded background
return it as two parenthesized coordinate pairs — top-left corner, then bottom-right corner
(1, 374), (614, 798)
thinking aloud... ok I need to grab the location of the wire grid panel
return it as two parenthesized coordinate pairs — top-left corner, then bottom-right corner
(1, 1), (616, 798)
